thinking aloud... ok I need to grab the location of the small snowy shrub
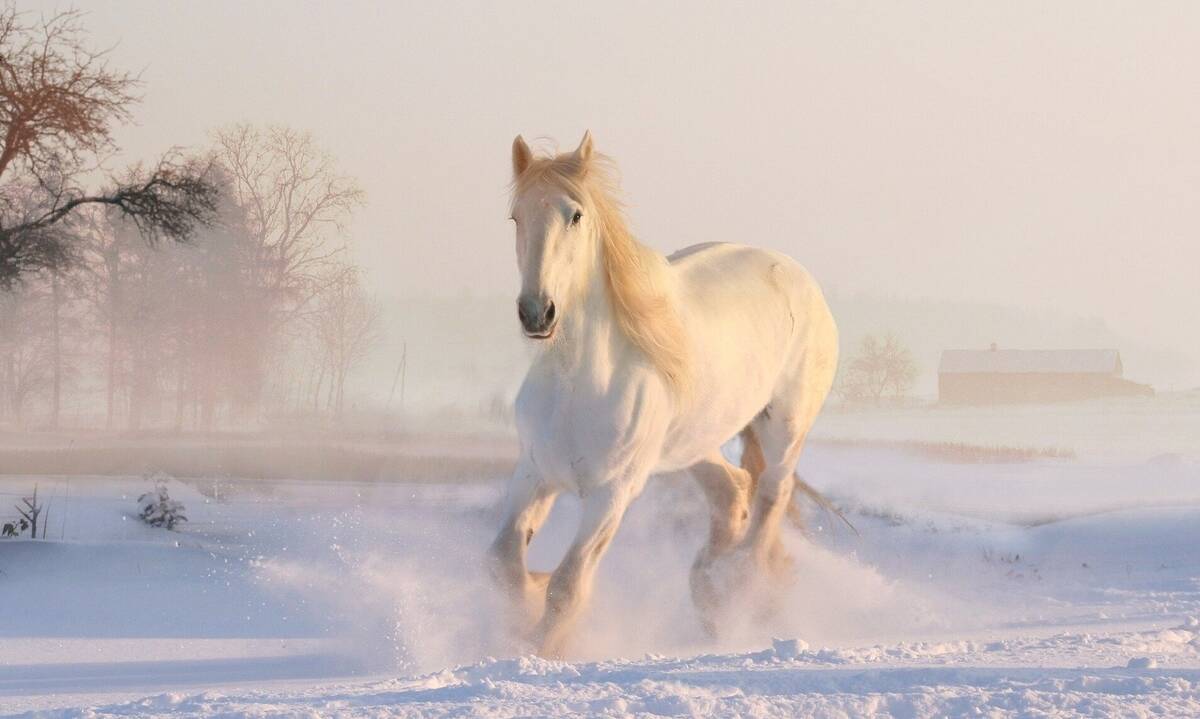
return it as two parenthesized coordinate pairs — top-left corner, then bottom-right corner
(1, 519), (28, 538)
(137, 473), (188, 530)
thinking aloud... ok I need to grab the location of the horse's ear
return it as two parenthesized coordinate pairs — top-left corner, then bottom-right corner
(512, 135), (533, 178)
(574, 130), (594, 165)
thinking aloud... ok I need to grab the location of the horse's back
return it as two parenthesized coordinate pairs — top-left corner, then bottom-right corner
(666, 241), (728, 264)
(668, 242), (828, 324)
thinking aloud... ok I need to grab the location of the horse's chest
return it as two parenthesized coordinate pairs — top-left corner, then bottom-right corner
(516, 369), (666, 491)
(521, 393), (617, 490)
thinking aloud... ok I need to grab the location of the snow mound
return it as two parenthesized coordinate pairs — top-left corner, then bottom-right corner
(27, 652), (1200, 718)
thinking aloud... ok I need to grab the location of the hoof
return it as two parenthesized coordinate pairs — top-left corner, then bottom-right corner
(765, 539), (797, 582)
(690, 545), (756, 636)
(516, 572), (551, 627)
(690, 539), (798, 638)
(495, 571), (553, 644)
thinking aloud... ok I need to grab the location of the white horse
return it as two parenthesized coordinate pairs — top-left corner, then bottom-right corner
(489, 131), (839, 657)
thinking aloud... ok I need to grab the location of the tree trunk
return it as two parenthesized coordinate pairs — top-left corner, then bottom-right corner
(313, 364), (325, 413)
(106, 316), (117, 430)
(1, 353), (11, 422)
(50, 272), (62, 430)
(200, 383), (215, 432)
(11, 358), (23, 427)
(325, 365), (336, 412)
(335, 367), (346, 421)
(128, 344), (144, 432)
(174, 344), (186, 433)
(128, 379), (142, 431)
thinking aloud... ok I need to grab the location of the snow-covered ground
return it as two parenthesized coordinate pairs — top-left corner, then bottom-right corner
(1, 433), (1199, 717)
(809, 393), (1200, 461)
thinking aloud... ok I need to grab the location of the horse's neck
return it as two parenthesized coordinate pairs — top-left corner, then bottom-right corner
(550, 274), (614, 369)
(542, 246), (629, 384)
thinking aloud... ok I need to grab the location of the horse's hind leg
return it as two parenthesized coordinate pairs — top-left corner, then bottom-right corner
(742, 321), (837, 574)
(742, 394), (827, 576)
(739, 425), (791, 575)
(688, 450), (754, 636)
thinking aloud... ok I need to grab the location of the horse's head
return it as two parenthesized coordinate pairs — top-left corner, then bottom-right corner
(508, 131), (599, 341)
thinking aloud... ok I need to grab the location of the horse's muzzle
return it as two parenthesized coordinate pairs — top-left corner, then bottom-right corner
(518, 294), (557, 339)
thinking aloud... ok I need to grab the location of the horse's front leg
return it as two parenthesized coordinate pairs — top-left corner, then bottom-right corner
(488, 457), (558, 633)
(533, 480), (635, 658)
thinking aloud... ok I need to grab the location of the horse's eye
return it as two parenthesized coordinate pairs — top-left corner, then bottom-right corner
(571, 210), (583, 226)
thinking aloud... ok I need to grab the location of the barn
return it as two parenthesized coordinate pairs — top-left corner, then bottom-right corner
(938, 347), (1153, 405)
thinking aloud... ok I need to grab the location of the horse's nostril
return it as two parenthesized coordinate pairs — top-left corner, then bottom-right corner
(545, 302), (556, 323)
(518, 303), (530, 324)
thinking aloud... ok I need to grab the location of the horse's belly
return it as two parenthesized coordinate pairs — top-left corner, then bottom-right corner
(656, 324), (793, 470)
(656, 372), (775, 472)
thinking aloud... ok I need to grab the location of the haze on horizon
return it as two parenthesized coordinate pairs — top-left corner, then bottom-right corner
(28, 0), (1200, 378)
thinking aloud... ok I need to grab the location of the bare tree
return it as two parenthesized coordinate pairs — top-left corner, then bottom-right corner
(0, 282), (52, 424)
(77, 206), (130, 429)
(166, 176), (265, 429)
(838, 332), (918, 404)
(309, 268), (380, 420)
(210, 125), (364, 421)
(47, 264), (69, 428)
(15, 485), (42, 538)
(0, 4), (216, 286)
(212, 124), (364, 326)
(72, 168), (281, 433)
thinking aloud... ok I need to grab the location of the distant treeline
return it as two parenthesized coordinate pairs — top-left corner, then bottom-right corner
(0, 127), (379, 431)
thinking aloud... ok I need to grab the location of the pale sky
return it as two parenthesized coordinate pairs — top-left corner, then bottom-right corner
(28, 0), (1200, 363)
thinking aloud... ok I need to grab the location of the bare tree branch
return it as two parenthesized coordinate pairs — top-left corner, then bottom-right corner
(0, 5), (216, 287)
(0, 4), (137, 183)
(211, 124), (364, 327)
(0, 154), (217, 287)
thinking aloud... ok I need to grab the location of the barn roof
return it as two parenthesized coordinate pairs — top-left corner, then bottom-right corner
(939, 349), (1122, 375)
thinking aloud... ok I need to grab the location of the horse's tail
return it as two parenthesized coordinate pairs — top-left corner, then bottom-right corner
(740, 425), (856, 536)
(791, 473), (857, 536)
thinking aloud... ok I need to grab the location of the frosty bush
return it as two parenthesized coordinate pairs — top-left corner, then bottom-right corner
(137, 473), (188, 530)
(1, 519), (28, 538)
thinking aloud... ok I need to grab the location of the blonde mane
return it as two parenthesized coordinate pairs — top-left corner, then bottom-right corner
(513, 151), (690, 395)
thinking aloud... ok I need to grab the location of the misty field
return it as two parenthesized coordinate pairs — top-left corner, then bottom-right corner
(2, 401), (1198, 716)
